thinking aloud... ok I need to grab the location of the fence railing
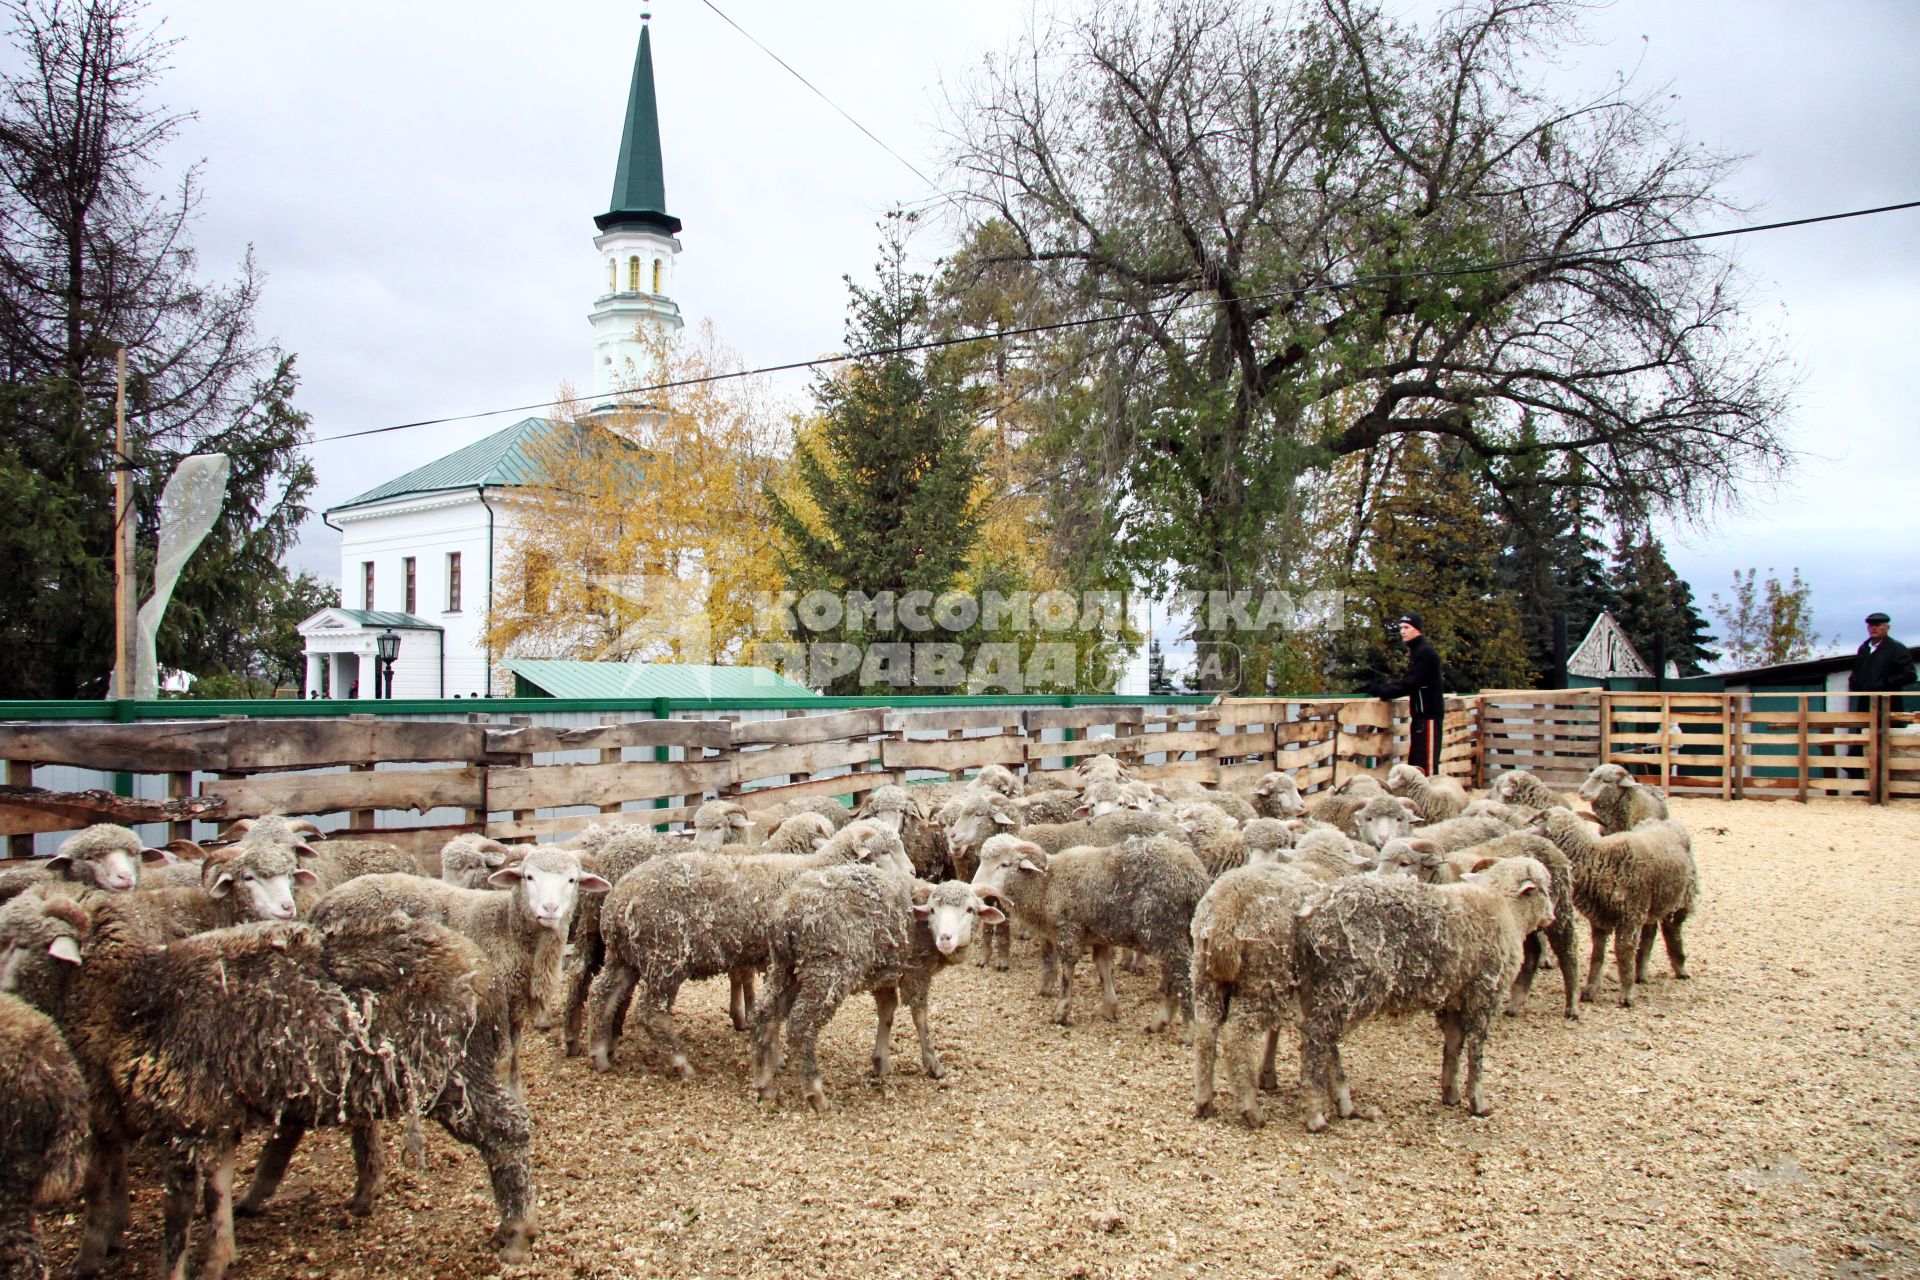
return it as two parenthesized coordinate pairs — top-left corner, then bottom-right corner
(1, 691), (1911, 856)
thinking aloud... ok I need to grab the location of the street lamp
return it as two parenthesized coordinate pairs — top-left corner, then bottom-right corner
(376, 628), (401, 701)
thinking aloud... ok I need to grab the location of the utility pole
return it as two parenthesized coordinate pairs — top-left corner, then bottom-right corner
(113, 348), (137, 699)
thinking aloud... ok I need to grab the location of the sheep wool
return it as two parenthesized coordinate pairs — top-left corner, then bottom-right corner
(0, 991), (88, 1280)
(1536, 809), (1696, 1008)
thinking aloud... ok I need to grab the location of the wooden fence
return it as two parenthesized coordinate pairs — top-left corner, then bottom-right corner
(1, 692), (1911, 856)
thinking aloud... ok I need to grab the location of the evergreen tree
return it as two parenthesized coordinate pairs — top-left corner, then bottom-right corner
(1147, 637), (1172, 695)
(1494, 427), (1618, 684)
(1610, 526), (1719, 676)
(768, 220), (987, 694)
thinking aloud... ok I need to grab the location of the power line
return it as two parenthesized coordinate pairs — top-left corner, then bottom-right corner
(292, 196), (1920, 450)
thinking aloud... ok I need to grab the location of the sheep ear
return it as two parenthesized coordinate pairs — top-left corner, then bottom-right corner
(291, 868), (321, 887)
(141, 845), (180, 864)
(44, 853), (73, 873)
(1072, 804), (1092, 819)
(293, 843), (321, 859)
(47, 936), (82, 965)
(1016, 858), (1045, 874)
(1470, 858), (1499, 873)
(206, 871), (235, 899)
(910, 902), (934, 921)
(578, 873), (613, 894)
(486, 867), (527, 888)
(991, 812), (1016, 826)
(976, 903), (1006, 926)
(1517, 881), (1542, 897)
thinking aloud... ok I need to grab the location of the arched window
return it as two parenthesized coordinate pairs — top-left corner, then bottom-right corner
(627, 256), (641, 291)
(651, 259), (663, 293)
(607, 258), (617, 292)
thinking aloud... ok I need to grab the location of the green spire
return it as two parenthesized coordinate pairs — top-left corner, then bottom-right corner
(596, 17), (681, 235)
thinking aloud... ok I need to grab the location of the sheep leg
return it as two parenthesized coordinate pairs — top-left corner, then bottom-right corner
(1550, 926), (1580, 1019)
(1331, 1044), (1367, 1120)
(561, 935), (605, 1056)
(1053, 941), (1081, 1025)
(1634, 922), (1661, 984)
(1299, 1027), (1337, 1133)
(1614, 925), (1639, 1008)
(1581, 924), (1611, 1003)
(907, 987), (945, 1080)
(160, 1155), (200, 1280)
(236, 1119), (307, 1215)
(1159, 946), (1194, 1039)
(640, 979), (695, 1078)
(991, 920), (1011, 971)
(754, 967), (801, 1100)
(431, 1066), (535, 1264)
(1191, 982), (1223, 1119)
(1506, 932), (1542, 1017)
(346, 1120), (387, 1217)
(1438, 1010), (1466, 1105)
(403, 1114), (427, 1170)
(1462, 1011), (1497, 1116)
(197, 1140), (239, 1280)
(784, 984), (846, 1113)
(1036, 940), (1058, 997)
(1221, 1017), (1268, 1129)
(729, 967), (756, 1032)
(1258, 1028), (1280, 1092)
(870, 986), (898, 1079)
(71, 1137), (127, 1276)
(1093, 946), (1120, 1021)
(586, 960), (640, 1074)
(1662, 913), (1691, 979)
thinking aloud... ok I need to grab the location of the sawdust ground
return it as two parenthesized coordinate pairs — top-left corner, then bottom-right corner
(44, 798), (1920, 1279)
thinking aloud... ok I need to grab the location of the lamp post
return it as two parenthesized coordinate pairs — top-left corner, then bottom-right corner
(376, 629), (401, 701)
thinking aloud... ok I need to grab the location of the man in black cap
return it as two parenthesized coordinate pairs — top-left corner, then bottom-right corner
(1368, 612), (1445, 775)
(1849, 611), (1915, 710)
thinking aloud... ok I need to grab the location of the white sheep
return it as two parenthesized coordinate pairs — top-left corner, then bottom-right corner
(1534, 809), (1697, 1007)
(1385, 762), (1469, 821)
(0, 824), (173, 903)
(1577, 763), (1670, 834)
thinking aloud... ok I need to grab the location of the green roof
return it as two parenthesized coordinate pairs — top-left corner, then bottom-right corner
(330, 418), (554, 512)
(505, 660), (817, 700)
(596, 20), (680, 236)
(334, 610), (443, 631)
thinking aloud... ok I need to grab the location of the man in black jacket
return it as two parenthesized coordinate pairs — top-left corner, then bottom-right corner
(1850, 611), (1916, 711)
(1368, 612), (1445, 775)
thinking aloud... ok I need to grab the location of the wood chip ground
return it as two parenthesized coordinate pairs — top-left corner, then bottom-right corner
(45, 798), (1920, 1278)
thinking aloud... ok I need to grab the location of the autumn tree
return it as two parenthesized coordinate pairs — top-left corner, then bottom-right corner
(944, 0), (1794, 678)
(1708, 567), (1830, 670)
(485, 321), (790, 667)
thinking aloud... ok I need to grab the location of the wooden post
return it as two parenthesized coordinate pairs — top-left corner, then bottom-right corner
(1871, 695), (1888, 806)
(1598, 692), (1612, 770)
(1730, 694), (1744, 801)
(1719, 696), (1732, 801)
(464, 713), (488, 830)
(1659, 693), (1673, 794)
(1796, 695), (1810, 803)
(508, 714), (534, 840)
(946, 726), (966, 781)
(1470, 696), (1486, 790)
(167, 771), (194, 843)
(5, 760), (32, 857)
(598, 714), (624, 818)
(112, 347), (137, 699)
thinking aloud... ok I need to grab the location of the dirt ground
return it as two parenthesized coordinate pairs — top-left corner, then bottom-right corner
(43, 798), (1920, 1279)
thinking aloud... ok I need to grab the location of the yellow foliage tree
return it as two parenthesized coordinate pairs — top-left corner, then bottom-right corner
(486, 320), (790, 667)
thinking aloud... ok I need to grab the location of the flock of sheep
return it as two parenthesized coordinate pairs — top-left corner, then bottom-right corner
(0, 755), (1697, 1278)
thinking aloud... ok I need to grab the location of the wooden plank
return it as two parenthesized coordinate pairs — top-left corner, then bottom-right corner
(324, 823), (472, 860)
(1292, 765), (1335, 792)
(486, 719), (732, 755)
(733, 709), (887, 745)
(1023, 735), (1141, 763)
(1213, 726), (1278, 759)
(880, 735), (1027, 773)
(1141, 710), (1220, 729)
(1215, 700), (1295, 728)
(5, 761), (32, 855)
(1271, 741), (1335, 770)
(487, 759), (731, 812)
(202, 767), (482, 818)
(1130, 759), (1218, 785)
(0, 719), (494, 773)
(485, 806), (702, 842)
(1337, 702), (1394, 729)
(0, 784), (225, 837)
(738, 771), (896, 811)
(1024, 706), (1147, 732)
(881, 707), (1022, 734)
(1127, 731), (1220, 757)
(735, 739), (884, 783)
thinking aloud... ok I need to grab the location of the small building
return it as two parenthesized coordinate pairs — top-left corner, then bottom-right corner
(302, 17), (684, 699)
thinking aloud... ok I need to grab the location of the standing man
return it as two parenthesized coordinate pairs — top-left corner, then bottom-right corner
(1368, 612), (1446, 775)
(1849, 611), (1915, 710)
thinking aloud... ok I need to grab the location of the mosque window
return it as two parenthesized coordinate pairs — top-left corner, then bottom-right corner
(652, 259), (662, 293)
(628, 256), (641, 291)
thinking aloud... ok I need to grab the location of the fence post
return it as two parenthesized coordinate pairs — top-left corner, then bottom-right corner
(1796, 696), (1810, 804)
(168, 770), (194, 844)
(598, 714), (624, 820)
(1720, 697), (1732, 801)
(1659, 693), (1673, 794)
(1730, 695), (1744, 801)
(1871, 695), (1888, 806)
(507, 714), (534, 841)
(5, 760), (32, 857)
(1470, 696), (1487, 790)
(465, 713), (489, 832)
(348, 712), (376, 831)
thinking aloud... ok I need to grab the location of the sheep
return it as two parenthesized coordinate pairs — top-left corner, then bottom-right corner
(1461, 798), (1537, 827)
(1242, 771), (1306, 818)
(969, 833), (1207, 1034)
(1294, 856), (1557, 1131)
(1018, 809), (1184, 857)
(752, 812), (836, 856)
(1304, 792), (1370, 838)
(1385, 762), (1469, 822)
(0, 991), (88, 1280)
(1534, 809), (1697, 1007)
(1354, 796), (1419, 850)
(748, 795), (851, 839)
(943, 788), (1022, 884)
(439, 835), (520, 889)
(1014, 787), (1086, 826)
(1290, 828), (1378, 882)
(854, 785), (947, 879)
(1174, 803), (1248, 880)
(692, 800), (753, 848)
(1491, 768), (1574, 813)
(311, 846), (611, 1090)
(0, 825), (173, 904)
(1578, 763), (1671, 835)
(1074, 755), (1130, 784)
(1386, 811), (1511, 853)
(751, 870), (1004, 1111)
(1190, 860), (1325, 1127)
(1333, 773), (1387, 798)
(0, 891), (534, 1278)
(132, 836), (324, 935)
(291, 835), (421, 907)
(585, 821), (910, 1076)
(1240, 818), (1296, 865)
(557, 826), (689, 1058)
(918, 764), (1026, 819)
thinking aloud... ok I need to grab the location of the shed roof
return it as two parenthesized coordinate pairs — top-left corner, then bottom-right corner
(503, 660), (817, 700)
(299, 608), (444, 634)
(329, 418), (554, 512)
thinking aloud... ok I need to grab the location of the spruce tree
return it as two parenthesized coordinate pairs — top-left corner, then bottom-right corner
(1610, 526), (1719, 676)
(768, 221), (986, 694)
(1494, 423), (1618, 684)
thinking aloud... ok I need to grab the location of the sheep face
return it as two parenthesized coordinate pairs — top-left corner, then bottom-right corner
(843, 824), (913, 877)
(1078, 780), (1128, 818)
(490, 849), (612, 932)
(1384, 763), (1427, 795)
(1462, 856), (1556, 931)
(972, 764), (1023, 798)
(205, 845), (318, 921)
(1251, 772), (1306, 816)
(1357, 799), (1415, 850)
(1373, 838), (1451, 883)
(945, 793), (1019, 869)
(693, 802), (751, 849)
(50, 825), (166, 892)
(969, 835), (1047, 905)
(855, 786), (912, 833)
(1577, 763), (1631, 801)
(1491, 772), (1530, 804)
(913, 881), (1006, 956)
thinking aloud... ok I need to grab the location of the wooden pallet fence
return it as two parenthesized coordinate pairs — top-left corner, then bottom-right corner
(1481, 689), (1600, 787)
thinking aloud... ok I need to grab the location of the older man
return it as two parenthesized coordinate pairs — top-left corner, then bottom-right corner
(1850, 611), (1915, 711)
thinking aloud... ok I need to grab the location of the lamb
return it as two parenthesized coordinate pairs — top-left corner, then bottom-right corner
(1534, 809), (1697, 1007)
(943, 788), (1022, 884)
(1074, 755), (1129, 784)
(969, 833), (1207, 1033)
(1190, 860), (1324, 1127)
(0, 891), (534, 1278)
(1578, 763), (1671, 835)
(919, 763), (1026, 818)
(0, 991), (88, 1280)
(585, 821), (911, 1076)
(1354, 796), (1419, 850)
(133, 835), (323, 934)
(1492, 768), (1574, 813)
(751, 869), (1003, 1111)
(0, 824), (173, 904)
(438, 834), (520, 889)
(1385, 762), (1469, 822)
(1242, 771), (1306, 818)
(291, 834), (421, 908)
(1304, 792), (1371, 838)
(311, 846), (611, 1089)
(1333, 773), (1387, 798)
(558, 825), (689, 1057)
(854, 785), (947, 879)
(1294, 856), (1557, 1131)
(1174, 803), (1249, 880)
(1461, 798), (1537, 827)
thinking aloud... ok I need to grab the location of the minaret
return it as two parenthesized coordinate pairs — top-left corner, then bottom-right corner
(589, 13), (682, 406)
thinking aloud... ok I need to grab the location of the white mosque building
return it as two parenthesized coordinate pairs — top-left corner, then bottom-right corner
(299, 18), (684, 700)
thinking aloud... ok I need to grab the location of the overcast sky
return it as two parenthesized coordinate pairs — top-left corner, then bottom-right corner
(115, 0), (1920, 658)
